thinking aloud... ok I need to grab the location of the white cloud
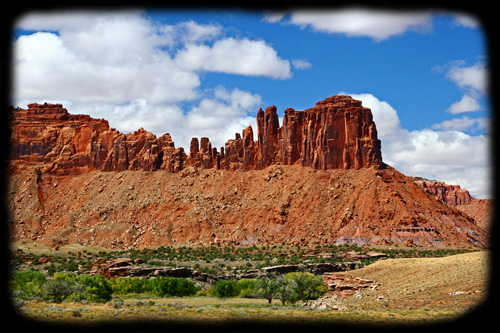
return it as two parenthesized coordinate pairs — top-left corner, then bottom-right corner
(14, 11), (292, 107)
(176, 20), (223, 44)
(446, 94), (482, 114)
(266, 9), (433, 41)
(174, 37), (292, 79)
(183, 86), (260, 149)
(431, 115), (489, 132)
(445, 61), (487, 95)
(451, 13), (480, 28)
(261, 12), (286, 23)
(292, 59), (312, 70)
(13, 15), (201, 105)
(438, 60), (487, 115)
(348, 93), (490, 198)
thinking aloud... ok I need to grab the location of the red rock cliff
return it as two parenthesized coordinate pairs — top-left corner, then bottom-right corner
(9, 103), (186, 174)
(10, 95), (383, 173)
(187, 95), (383, 170)
(411, 177), (473, 206)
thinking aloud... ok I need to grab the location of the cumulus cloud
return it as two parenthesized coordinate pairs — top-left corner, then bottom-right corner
(431, 115), (489, 132)
(446, 94), (482, 114)
(265, 9), (433, 41)
(445, 60), (487, 94)
(451, 13), (480, 28)
(349, 93), (490, 198)
(174, 37), (291, 79)
(434, 60), (487, 114)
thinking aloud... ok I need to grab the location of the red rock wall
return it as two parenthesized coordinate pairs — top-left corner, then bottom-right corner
(10, 103), (187, 174)
(411, 177), (473, 206)
(10, 95), (383, 174)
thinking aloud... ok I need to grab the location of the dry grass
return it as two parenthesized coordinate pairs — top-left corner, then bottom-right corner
(327, 251), (489, 311)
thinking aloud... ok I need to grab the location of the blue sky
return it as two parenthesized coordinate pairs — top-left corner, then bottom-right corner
(12, 9), (490, 198)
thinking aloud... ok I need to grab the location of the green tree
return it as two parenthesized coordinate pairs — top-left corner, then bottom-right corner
(213, 280), (239, 298)
(10, 270), (46, 299)
(256, 277), (280, 304)
(285, 272), (327, 303)
(151, 277), (198, 297)
(275, 276), (299, 306)
(236, 279), (259, 298)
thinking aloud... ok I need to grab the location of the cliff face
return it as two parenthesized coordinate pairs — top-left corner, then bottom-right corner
(411, 177), (473, 206)
(9, 103), (186, 174)
(9, 95), (383, 174)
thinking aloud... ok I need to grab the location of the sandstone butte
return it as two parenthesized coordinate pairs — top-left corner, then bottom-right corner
(7, 95), (490, 249)
(9, 95), (382, 174)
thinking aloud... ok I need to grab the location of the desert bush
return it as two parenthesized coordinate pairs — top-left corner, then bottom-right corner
(10, 269), (46, 300)
(236, 279), (259, 298)
(41, 273), (112, 303)
(151, 277), (199, 297)
(42, 274), (84, 303)
(109, 277), (153, 295)
(213, 280), (239, 298)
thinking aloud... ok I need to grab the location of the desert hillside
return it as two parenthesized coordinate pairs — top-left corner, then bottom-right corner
(8, 161), (488, 249)
(316, 251), (489, 311)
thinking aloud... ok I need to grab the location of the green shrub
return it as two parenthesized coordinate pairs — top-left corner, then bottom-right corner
(70, 274), (113, 303)
(10, 269), (46, 300)
(236, 279), (259, 298)
(213, 280), (238, 298)
(151, 277), (199, 297)
(109, 277), (153, 295)
(42, 274), (83, 303)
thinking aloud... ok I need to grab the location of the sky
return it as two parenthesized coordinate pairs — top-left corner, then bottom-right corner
(11, 8), (491, 198)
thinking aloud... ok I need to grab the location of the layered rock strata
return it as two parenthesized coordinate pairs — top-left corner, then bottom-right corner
(9, 95), (383, 174)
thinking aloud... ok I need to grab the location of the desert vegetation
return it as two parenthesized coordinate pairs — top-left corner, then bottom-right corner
(10, 244), (485, 324)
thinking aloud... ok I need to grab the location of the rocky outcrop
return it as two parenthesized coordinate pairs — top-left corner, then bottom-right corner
(10, 103), (187, 174)
(322, 273), (379, 297)
(411, 177), (473, 206)
(280, 95), (382, 170)
(10, 95), (383, 174)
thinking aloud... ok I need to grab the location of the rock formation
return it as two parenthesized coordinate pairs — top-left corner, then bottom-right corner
(9, 103), (187, 175)
(10, 95), (383, 174)
(411, 177), (473, 206)
(7, 96), (490, 250)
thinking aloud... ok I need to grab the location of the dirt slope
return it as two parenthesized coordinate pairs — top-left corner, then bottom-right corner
(8, 162), (488, 249)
